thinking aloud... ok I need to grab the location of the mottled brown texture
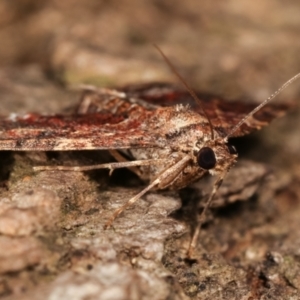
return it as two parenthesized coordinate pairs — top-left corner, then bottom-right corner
(1, 1), (300, 299)
(0, 84), (288, 153)
(122, 83), (290, 138)
(0, 84), (288, 200)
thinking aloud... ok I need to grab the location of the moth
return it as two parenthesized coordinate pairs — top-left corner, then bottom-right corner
(0, 48), (299, 256)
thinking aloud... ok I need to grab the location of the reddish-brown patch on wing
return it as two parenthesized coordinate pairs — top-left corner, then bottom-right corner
(0, 111), (160, 151)
(202, 97), (289, 138)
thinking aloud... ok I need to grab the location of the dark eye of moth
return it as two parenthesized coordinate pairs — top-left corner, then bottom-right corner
(227, 144), (237, 155)
(197, 147), (216, 170)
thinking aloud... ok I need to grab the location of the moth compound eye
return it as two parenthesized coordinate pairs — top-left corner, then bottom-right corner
(197, 147), (216, 170)
(227, 144), (237, 155)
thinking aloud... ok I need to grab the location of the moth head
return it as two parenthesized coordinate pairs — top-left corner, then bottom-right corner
(195, 139), (237, 175)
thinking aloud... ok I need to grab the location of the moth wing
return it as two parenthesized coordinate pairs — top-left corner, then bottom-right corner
(0, 112), (160, 151)
(0, 82), (290, 152)
(201, 97), (289, 138)
(121, 82), (290, 138)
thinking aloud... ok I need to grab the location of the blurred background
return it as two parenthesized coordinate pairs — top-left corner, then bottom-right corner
(1, 0), (300, 95)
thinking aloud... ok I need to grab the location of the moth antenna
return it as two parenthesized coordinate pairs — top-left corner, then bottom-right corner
(154, 44), (215, 140)
(226, 72), (300, 138)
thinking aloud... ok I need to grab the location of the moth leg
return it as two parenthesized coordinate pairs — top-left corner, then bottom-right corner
(108, 150), (143, 177)
(104, 155), (191, 229)
(33, 159), (166, 172)
(187, 173), (225, 258)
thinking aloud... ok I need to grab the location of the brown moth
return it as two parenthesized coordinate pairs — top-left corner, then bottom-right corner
(0, 47), (299, 256)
